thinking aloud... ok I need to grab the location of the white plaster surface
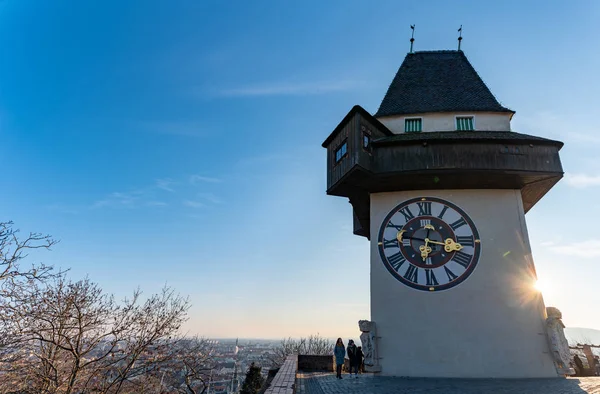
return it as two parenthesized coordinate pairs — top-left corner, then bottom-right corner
(377, 112), (512, 134)
(369, 189), (557, 378)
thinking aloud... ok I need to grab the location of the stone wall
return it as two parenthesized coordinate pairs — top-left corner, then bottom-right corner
(264, 355), (297, 394)
(297, 355), (334, 372)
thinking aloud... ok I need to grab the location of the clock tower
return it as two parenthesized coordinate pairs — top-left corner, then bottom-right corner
(322, 50), (564, 378)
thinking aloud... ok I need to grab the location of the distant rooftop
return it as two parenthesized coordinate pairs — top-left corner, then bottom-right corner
(375, 50), (514, 117)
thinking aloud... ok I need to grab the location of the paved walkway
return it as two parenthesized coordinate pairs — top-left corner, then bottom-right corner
(264, 355), (297, 394)
(296, 372), (600, 394)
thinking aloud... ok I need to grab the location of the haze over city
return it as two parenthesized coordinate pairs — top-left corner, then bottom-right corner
(1, 0), (599, 341)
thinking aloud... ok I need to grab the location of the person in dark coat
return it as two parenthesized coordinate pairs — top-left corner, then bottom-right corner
(333, 338), (346, 379)
(356, 346), (365, 373)
(347, 340), (358, 377)
(594, 355), (600, 376)
(573, 355), (584, 376)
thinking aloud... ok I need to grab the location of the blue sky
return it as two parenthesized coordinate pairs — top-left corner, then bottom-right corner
(1, 0), (599, 339)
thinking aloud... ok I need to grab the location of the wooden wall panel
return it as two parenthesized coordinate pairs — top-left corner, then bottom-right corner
(327, 114), (359, 189)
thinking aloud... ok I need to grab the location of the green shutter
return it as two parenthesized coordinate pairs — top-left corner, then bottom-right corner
(405, 119), (422, 133)
(456, 117), (474, 131)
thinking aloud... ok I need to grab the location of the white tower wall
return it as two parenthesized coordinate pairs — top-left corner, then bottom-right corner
(370, 189), (558, 378)
(377, 111), (512, 134)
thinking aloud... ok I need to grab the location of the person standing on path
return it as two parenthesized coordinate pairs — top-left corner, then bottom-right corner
(334, 338), (346, 379)
(347, 339), (358, 377)
(594, 355), (600, 376)
(573, 355), (584, 376)
(356, 346), (365, 374)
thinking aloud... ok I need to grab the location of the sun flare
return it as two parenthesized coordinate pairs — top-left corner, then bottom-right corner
(534, 279), (550, 294)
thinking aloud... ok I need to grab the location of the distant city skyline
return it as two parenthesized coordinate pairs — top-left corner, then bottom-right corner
(1, 0), (599, 339)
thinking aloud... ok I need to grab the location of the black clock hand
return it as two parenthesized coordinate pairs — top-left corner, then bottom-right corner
(405, 236), (426, 242)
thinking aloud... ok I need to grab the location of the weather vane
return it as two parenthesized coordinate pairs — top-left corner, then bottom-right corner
(458, 25), (463, 51)
(410, 25), (415, 53)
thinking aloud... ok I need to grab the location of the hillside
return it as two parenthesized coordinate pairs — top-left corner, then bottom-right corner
(565, 327), (600, 345)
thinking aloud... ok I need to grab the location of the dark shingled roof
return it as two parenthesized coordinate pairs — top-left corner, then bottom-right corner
(373, 131), (563, 148)
(375, 50), (514, 117)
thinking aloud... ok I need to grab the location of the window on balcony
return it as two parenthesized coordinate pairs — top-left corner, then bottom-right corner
(362, 133), (371, 150)
(335, 141), (347, 163)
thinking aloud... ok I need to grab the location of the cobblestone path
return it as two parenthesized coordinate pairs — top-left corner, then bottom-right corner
(296, 372), (600, 394)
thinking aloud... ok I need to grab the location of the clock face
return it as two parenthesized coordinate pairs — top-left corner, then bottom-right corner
(377, 197), (481, 292)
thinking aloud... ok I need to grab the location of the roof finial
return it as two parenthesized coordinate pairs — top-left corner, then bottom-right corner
(409, 25), (416, 53)
(457, 25), (463, 51)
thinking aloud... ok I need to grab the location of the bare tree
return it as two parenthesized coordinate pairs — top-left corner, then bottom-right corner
(0, 221), (59, 342)
(93, 286), (191, 394)
(0, 275), (191, 394)
(0, 222), (214, 394)
(271, 334), (333, 366)
(158, 336), (214, 394)
(0, 221), (60, 393)
(0, 221), (58, 287)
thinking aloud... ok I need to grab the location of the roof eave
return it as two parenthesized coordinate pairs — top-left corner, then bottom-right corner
(371, 131), (564, 149)
(374, 108), (516, 118)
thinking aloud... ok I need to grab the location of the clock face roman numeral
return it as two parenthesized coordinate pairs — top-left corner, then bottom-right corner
(402, 239), (411, 247)
(382, 239), (398, 249)
(398, 207), (415, 222)
(426, 269), (439, 286)
(456, 235), (475, 247)
(417, 202), (432, 216)
(437, 205), (449, 219)
(444, 266), (458, 281)
(387, 252), (406, 271)
(420, 219), (431, 228)
(452, 251), (472, 268)
(386, 221), (403, 231)
(450, 217), (467, 230)
(404, 264), (418, 283)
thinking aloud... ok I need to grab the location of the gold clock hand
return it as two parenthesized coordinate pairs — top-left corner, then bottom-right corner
(424, 238), (444, 246)
(444, 238), (463, 252)
(425, 238), (463, 252)
(419, 239), (432, 261)
(396, 230), (406, 242)
(419, 245), (432, 260)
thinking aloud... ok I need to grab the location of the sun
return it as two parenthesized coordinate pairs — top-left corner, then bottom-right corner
(534, 279), (550, 294)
